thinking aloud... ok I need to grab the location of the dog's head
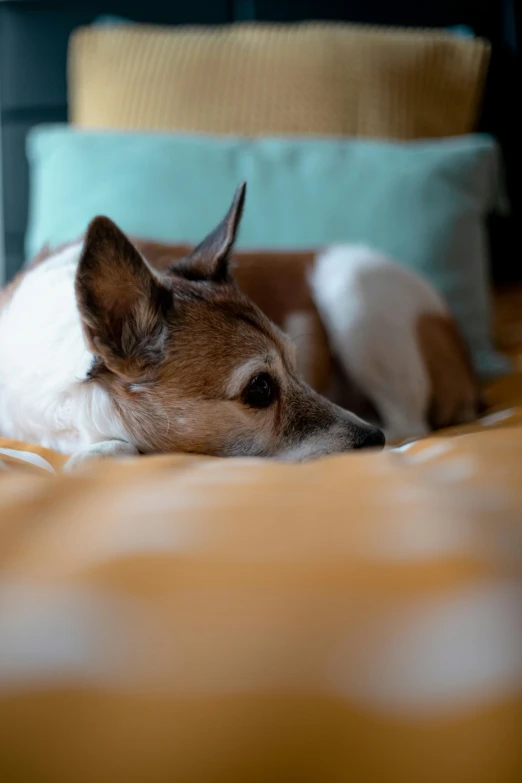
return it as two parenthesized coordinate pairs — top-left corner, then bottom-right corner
(76, 184), (384, 459)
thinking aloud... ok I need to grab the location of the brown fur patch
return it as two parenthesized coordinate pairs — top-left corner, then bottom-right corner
(416, 312), (481, 429)
(135, 240), (334, 394)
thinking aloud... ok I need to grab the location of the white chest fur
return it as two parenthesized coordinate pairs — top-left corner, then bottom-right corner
(0, 244), (129, 452)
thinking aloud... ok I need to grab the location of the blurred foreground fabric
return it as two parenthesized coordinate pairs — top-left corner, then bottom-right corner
(0, 287), (521, 782)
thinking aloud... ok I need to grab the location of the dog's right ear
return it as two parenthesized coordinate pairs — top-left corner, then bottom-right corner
(76, 216), (170, 381)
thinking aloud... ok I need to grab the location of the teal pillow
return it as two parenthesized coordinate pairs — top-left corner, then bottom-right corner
(26, 126), (508, 378)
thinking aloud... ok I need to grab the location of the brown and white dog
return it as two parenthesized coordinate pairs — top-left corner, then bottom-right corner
(0, 184), (479, 469)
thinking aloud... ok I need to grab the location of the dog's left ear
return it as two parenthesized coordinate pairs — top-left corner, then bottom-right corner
(171, 182), (246, 284)
(76, 216), (170, 382)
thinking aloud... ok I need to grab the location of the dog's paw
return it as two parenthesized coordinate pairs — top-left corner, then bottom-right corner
(63, 440), (139, 473)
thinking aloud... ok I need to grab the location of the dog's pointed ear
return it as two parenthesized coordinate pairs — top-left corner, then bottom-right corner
(171, 182), (246, 284)
(76, 216), (170, 381)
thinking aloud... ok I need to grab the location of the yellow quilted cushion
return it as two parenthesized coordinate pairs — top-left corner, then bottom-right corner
(69, 22), (490, 139)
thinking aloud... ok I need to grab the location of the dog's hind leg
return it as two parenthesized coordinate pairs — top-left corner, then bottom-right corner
(329, 333), (431, 444)
(310, 245), (432, 443)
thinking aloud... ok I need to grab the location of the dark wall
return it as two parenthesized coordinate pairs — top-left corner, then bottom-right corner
(0, 0), (518, 281)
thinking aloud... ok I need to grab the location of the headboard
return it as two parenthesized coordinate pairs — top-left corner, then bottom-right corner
(0, 0), (518, 283)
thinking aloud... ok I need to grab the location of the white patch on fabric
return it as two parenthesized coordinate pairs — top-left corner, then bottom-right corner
(328, 581), (522, 714)
(419, 455), (475, 483)
(479, 409), (516, 426)
(0, 581), (162, 688)
(378, 507), (467, 555)
(394, 441), (452, 462)
(0, 446), (56, 474)
(81, 495), (201, 563)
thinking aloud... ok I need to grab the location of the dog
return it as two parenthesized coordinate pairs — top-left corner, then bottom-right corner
(0, 183), (389, 469)
(0, 184), (479, 469)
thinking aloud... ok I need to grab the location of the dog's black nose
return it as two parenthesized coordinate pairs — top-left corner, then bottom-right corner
(354, 427), (386, 450)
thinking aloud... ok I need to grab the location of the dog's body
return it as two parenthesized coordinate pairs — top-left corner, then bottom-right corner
(0, 186), (479, 466)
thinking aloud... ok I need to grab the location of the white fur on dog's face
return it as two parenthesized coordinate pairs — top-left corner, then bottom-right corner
(75, 186), (384, 459)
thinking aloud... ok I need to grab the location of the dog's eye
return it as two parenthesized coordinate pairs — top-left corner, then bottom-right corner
(243, 373), (277, 408)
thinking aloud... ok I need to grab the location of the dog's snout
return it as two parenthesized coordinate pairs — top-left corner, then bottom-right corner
(353, 426), (385, 450)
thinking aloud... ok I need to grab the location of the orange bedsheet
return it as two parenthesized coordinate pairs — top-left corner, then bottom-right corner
(0, 287), (521, 782)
